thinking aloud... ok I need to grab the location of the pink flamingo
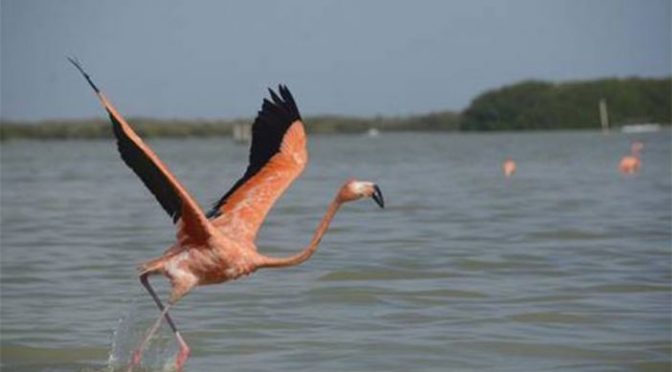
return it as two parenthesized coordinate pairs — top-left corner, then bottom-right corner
(69, 58), (384, 371)
(503, 157), (517, 177)
(619, 141), (643, 174)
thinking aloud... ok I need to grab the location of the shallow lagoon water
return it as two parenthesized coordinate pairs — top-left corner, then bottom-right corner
(1, 130), (670, 371)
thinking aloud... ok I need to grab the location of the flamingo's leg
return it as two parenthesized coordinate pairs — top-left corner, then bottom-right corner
(127, 275), (190, 371)
(140, 275), (191, 369)
(127, 302), (171, 371)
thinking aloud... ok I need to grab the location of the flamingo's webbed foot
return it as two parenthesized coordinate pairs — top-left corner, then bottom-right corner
(175, 334), (191, 370)
(127, 348), (143, 371)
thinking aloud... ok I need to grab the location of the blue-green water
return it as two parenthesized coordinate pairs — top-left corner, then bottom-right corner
(1, 130), (670, 371)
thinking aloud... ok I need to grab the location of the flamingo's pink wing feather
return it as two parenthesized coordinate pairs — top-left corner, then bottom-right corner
(207, 86), (307, 244)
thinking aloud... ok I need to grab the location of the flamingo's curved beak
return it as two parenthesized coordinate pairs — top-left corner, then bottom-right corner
(372, 184), (384, 208)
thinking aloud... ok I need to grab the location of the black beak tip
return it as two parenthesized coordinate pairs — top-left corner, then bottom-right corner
(372, 184), (385, 209)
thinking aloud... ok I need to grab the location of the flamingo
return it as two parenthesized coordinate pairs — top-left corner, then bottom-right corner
(619, 140), (643, 174)
(502, 157), (516, 178)
(68, 58), (384, 371)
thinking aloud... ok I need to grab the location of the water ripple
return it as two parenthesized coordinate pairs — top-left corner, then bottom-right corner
(2, 132), (670, 371)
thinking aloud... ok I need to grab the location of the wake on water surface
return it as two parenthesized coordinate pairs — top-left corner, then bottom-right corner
(107, 291), (180, 372)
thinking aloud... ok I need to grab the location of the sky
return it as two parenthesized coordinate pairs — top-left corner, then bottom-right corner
(1, 0), (670, 121)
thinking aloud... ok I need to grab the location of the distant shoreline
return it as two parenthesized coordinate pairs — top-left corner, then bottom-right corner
(0, 112), (462, 140)
(2, 116), (670, 142)
(2, 77), (669, 141)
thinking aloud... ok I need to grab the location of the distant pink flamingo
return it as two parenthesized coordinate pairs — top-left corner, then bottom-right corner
(69, 58), (384, 371)
(619, 141), (643, 174)
(502, 157), (517, 177)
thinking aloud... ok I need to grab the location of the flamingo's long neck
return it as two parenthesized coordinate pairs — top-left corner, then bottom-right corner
(257, 197), (342, 269)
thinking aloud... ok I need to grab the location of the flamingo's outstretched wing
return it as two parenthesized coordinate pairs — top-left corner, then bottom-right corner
(69, 58), (211, 246)
(207, 85), (307, 243)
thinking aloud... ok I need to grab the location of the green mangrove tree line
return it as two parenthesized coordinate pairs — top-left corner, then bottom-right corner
(461, 77), (671, 131)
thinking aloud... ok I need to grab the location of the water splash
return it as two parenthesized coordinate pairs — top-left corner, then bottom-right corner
(107, 290), (179, 371)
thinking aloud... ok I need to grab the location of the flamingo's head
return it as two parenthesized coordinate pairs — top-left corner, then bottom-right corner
(631, 141), (644, 155)
(338, 179), (384, 208)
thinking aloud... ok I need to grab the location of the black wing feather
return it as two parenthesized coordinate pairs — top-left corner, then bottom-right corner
(268, 88), (283, 106)
(279, 85), (300, 119)
(206, 85), (301, 218)
(109, 113), (183, 223)
(69, 57), (184, 224)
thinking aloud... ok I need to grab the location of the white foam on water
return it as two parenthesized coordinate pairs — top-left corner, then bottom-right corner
(107, 290), (179, 371)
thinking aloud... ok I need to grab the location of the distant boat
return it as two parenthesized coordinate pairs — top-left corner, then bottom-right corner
(621, 124), (661, 133)
(366, 128), (380, 137)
